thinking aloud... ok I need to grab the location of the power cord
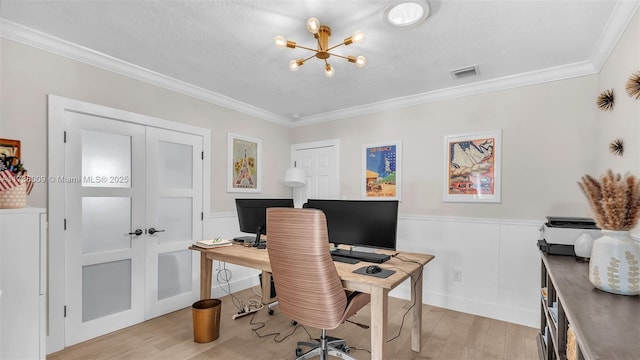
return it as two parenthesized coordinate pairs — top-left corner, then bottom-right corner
(248, 311), (313, 343)
(216, 261), (263, 315)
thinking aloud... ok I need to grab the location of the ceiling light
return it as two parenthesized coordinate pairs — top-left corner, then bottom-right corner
(275, 17), (366, 77)
(384, 2), (429, 27)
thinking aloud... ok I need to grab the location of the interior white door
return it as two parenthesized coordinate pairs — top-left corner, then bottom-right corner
(145, 127), (202, 318)
(292, 140), (340, 206)
(64, 112), (146, 345)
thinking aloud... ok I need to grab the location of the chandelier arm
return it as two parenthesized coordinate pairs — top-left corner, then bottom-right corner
(326, 52), (350, 60)
(326, 42), (348, 52)
(294, 44), (320, 52)
(302, 54), (317, 62)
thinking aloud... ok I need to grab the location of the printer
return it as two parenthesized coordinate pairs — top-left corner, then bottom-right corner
(538, 216), (601, 256)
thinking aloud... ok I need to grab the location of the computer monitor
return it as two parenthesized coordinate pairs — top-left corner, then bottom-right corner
(304, 199), (398, 251)
(234, 198), (294, 244)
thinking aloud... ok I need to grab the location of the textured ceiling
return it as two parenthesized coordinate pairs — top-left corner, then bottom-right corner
(1, 0), (638, 125)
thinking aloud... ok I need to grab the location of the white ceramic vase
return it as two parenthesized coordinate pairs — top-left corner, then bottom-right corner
(588, 230), (640, 296)
(574, 232), (594, 261)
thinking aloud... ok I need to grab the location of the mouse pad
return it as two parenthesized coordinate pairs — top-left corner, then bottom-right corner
(352, 266), (396, 278)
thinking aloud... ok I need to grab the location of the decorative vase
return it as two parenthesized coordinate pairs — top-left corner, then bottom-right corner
(588, 230), (640, 296)
(574, 232), (594, 262)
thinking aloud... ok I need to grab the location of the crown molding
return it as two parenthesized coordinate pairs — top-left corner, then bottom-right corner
(0, 19), (291, 127)
(295, 61), (598, 126)
(2, 0), (638, 129)
(589, 0), (640, 72)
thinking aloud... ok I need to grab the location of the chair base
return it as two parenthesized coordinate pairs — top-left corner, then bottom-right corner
(295, 330), (357, 360)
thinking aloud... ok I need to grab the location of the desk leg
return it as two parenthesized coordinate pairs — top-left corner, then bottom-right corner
(370, 286), (389, 360)
(261, 271), (272, 304)
(411, 269), (423, 352)
(200, 253), (212, 299)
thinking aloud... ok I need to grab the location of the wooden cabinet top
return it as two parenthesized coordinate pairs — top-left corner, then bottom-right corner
(542, 252), (640, 359)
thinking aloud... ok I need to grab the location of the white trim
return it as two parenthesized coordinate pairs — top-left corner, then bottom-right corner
(1, 19), (289, 126)
(46, 95), (211, 354)
(2, 2), (637, 127)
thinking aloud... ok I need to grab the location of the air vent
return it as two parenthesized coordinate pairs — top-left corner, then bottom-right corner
(450, 65), (479, 79)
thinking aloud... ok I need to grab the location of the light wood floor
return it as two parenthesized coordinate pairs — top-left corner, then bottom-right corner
(48, 288), (539, 359)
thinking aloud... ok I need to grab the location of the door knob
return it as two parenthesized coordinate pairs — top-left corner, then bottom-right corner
(148, 227), (165, 235)
(128, 229), (143, 236)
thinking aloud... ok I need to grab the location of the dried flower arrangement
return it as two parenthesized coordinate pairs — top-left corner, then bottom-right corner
(578, 170), (640, 230)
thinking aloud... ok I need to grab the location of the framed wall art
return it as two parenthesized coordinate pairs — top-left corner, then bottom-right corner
(443, 130), (502, 203)
(0, 138), (20, 158)
(227, 133), (261, 193)
(362, 141), (401, 200)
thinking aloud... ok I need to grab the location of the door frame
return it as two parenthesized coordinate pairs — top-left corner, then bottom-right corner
(47, 95), (211, 353)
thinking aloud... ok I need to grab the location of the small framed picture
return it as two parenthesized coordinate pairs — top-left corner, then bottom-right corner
(227, 133), (261, 193)
(0, 138), (20, 158)
(362, 141), (401, 200)
(443, 130), (502, 203)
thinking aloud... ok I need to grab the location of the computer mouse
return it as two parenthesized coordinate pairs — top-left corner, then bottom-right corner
(366, 265), (382, 274)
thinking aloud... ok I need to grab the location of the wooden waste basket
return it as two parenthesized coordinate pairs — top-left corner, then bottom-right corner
(192, 299), (221, 343)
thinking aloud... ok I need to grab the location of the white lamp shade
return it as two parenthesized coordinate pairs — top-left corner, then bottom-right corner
(284, 167), (306, 187)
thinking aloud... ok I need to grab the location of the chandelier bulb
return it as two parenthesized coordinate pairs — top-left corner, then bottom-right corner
(274, 35), (286, 48)
(324, 64), (335, 78)
(307, 17), (320, 34)
(352, 31), (365, 44)
(355, 55), (366, 68)
(289, 59), (304, 72)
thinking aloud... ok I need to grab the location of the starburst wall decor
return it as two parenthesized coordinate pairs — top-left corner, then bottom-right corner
(626, 71), (640, 100)
(609, 138), (624, 156)
(596, 89), (615, 111)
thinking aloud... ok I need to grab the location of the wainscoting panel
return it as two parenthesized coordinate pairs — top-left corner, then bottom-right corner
(207, 213), (542, 327)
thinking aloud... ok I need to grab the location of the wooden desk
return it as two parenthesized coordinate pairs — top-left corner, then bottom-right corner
(191, 244), (434, 360)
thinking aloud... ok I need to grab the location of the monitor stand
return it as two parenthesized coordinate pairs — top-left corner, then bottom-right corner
(351, 246), (377, 253)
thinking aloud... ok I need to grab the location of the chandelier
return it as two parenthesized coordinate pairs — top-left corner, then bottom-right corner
(274, 17), (366, 78)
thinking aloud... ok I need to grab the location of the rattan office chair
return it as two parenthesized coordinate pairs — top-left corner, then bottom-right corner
(266, 208), (370, 360)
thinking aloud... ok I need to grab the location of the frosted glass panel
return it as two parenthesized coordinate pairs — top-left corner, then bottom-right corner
(158, 197), (192, 244)
(82, 260), (131, 322)
(82, 129), (131, 188)
(159, 141), (192, 189)
(82, 197), (131, 254)
(158, 250), (192, 300)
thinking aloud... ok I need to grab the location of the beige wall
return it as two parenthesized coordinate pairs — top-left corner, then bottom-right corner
(596, 10), (640, 175)
(3, 10), (640, 222)
(292, 76), (600, 220)
(0, 39), (292, 212)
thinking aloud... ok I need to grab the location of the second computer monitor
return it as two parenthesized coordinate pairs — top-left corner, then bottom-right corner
(304, 199), (399, 251)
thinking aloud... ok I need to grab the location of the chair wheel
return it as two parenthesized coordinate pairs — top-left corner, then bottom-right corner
(296, 347), (303, 356)
(268, 309), (274, 315)
(291, 320), (298, 326)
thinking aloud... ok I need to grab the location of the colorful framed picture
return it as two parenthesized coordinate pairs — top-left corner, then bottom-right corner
(362, 141), (401, 200)
(443, 130), (502, 203)
(0, 138), (21, 158)
(227, 133), (261, 193)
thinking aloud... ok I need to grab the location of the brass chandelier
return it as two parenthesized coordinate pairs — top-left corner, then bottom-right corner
(274, 17), (366, 77)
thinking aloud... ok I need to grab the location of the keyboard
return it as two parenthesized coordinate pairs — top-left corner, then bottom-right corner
(331, 254), (361, 264)
(331, 249), (391, 264)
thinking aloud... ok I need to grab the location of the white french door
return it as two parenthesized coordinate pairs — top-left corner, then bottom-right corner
(145, 127), (202, 318)
(64, 113), (202, 345)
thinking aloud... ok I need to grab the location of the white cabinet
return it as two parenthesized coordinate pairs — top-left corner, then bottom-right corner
(0, 208), (47, 359)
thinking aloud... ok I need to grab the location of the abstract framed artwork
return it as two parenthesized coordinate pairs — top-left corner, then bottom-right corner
(227, 133), (261, 193)
(362, 141), (401, 200)
(443, 130), (502, 203)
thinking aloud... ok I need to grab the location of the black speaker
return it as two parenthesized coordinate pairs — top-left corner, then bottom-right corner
(259, 273), (276, 299)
